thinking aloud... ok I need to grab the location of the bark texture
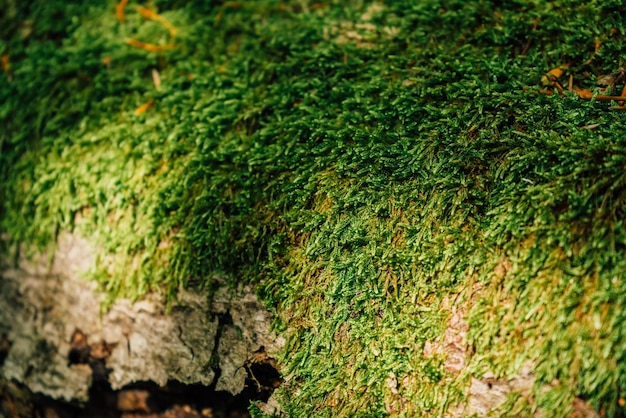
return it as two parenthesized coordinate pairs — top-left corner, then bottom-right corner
(0, 233), (283, 411)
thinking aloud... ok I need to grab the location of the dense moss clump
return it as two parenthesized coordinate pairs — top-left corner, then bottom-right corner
(2, 0), (626, 416)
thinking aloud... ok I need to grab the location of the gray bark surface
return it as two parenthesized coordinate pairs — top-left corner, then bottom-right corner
(0, 233), (283, 410)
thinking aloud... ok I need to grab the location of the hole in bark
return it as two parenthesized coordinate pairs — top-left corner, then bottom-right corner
(241, 346), (283, 402)
(67, 328), (115, 382)
(0, 334), (10, 366)
(67, 329), (90, 365)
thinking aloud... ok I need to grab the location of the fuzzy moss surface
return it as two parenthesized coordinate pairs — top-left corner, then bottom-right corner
(2, 0), (626, 416)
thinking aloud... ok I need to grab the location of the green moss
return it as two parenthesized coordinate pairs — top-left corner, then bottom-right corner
(2, 0), (626, 416)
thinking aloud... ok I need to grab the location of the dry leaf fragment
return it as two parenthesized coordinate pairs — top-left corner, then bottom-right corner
(597, 65), (625, 93)
(134, 99), (155, 114)
(541, 63), (571, 85)
(125, 38), (175, 52)
(152, 69), (161, 91)
(574, 87), (593, 99)
(116, 0), (129, 23)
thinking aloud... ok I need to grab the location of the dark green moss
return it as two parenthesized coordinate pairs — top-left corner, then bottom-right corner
(2, 0), (626, 416)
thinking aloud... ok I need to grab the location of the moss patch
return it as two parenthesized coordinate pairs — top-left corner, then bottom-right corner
(2, 0), (626, 416)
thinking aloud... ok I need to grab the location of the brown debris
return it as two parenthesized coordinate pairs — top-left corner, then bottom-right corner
(1, 53), (9, 72)
(68, 328), (116, 366)
(540, 62), (626, 109)
(117, 389), (151, 413)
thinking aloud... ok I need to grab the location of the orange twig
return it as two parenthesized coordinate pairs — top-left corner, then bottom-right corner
(136, 5), (178, 37)
(568, 74), (573, 92)
(520, 17), (539, 56)
(125, 38), (175, 52)
(134, 99), (155, 115)
(574, 87), (626, 101)
(116, 0), (129, 23)
(593, 95), (626, 102)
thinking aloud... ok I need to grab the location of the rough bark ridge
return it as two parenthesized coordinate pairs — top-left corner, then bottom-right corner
(0, 233), (283, 412)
